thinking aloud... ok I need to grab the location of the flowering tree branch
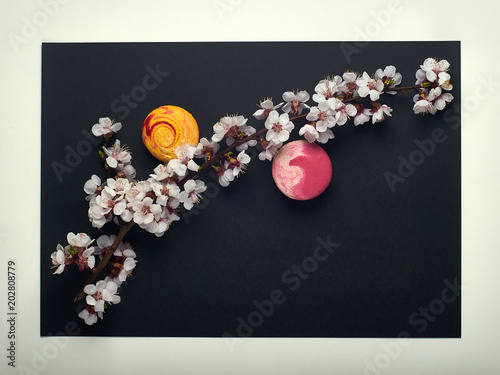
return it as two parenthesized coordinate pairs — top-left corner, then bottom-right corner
(50, 57), (455, 325)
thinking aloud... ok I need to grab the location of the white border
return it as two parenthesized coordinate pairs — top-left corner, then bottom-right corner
(0, 0), (498, 374)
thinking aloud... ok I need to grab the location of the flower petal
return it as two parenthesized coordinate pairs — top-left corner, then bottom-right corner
(282, 91), (295, 102)
(296, 90), (310, 102)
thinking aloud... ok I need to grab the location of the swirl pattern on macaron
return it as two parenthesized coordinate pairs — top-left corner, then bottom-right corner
(142, 105), (199, 162)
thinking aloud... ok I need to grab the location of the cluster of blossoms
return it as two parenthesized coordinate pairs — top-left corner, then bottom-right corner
(50, 231), (127, 325)
(413, 57), (454, 115)
(52, 57), (454, 325)
(209, 115), (254, 186)
(54, 118), (210, 325)
(78, 279), (121, 325)
(93, 118), (136, 180)
(76, 235), (137, 325)
(95, 235), (137, 286)
(296, 66), (401, 144)
(205, 65), (404, 165)
(51, 232), (95, 274)
(85, 142), (207, 236)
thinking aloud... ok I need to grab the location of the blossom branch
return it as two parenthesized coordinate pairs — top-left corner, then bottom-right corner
(51, 57), (455, 325)
(74, 220), (135, 301)
(178, 113), (308, 187)
(179, 127), (265, 185)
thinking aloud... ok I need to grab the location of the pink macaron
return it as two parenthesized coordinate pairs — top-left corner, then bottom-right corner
(272, 140), (332, 200)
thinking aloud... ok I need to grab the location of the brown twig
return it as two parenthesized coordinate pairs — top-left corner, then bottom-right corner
(74, 220), (135, 301)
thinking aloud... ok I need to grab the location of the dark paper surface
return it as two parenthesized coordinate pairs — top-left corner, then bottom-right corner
(41, 42), (461, 337)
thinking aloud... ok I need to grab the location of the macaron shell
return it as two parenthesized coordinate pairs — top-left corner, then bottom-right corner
(142, 105), (199, 162)
(272, 140), (332, 200)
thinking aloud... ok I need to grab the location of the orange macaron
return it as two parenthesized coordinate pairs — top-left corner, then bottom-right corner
(142, 105), (199, 162)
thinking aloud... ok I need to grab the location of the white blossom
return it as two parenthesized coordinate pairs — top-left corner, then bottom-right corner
(150, 179), (180, 206)
(178, 179), (207, 210)
(213, 115), (247, 143)
(338, 72), (358, 95)
(119, 258), (137, 282)
(299, 124), (319, 143)
(166, 158), (187, 177)
(82, 248), (95, 270)
(67, 232), (94, 249)
(114, 242), (136, 258)
(175, 144), (198, 167)
(150, 164), (171, 182)
(92, 117), (122, 137)
(438, 72), (453, 90)
(78, 307), (101, 325)
(95, 189), (127, 216)
(131, 197), (161, 225)
(356, 72), (384, 101)
(84, 280), (121, 313)
(50, 244), (67, 274)
(230, 151), (251, 177)
(258, 141), (282, 161)
(299, 123), (334, 144)
(103, 140), (131, 169)
(88, 199), (108, 228)
(353, 106), (372, 126)
(312, 103), (336, 130)
(194, 137), (220, 161)
(226, 124), (257, 151)
(313, 78), (338, 103)
(105, 178), (130, 197)
(150, 206), (180, 237)
(116, 163), (136, 180)
(316, 128), (334, 143)
(265, 111), (294, 144)
(375, 65), (402, 95)
(321, 98), (356, 126)
(419, 58), (450, 83)
(253, 99), (284, 120)
(415, 58), (453, 91)
(166, 144), (199, 177)
(84, 174), (101, 196)
(282, 90), (310, 115)
(372, 104), (393, 123)
(125, 181), (151, 204)
(216, 161), (235, 187)
(413, 87), (453, 115)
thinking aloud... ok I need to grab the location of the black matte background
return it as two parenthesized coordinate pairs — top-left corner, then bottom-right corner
(41, 42), (461, 338)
